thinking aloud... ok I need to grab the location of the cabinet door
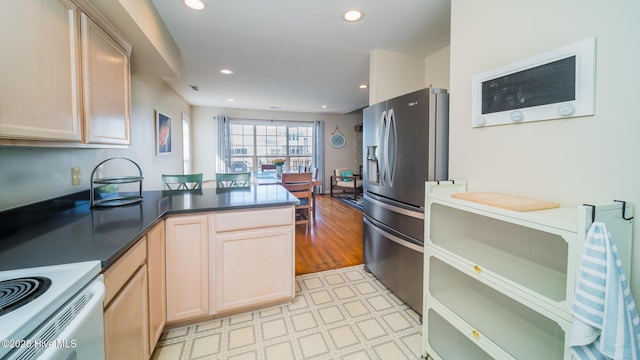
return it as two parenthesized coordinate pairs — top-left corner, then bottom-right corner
(104, 265), (149, 360)
(80, 13), (131, 145)
(214, 226), (294, 314)
(0, 0), (82, 141)
(165, 215), (210, 322)
(146, 221), (166, 354)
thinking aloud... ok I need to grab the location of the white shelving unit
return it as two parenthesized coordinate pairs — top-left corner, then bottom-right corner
(423, 181), (633, 360)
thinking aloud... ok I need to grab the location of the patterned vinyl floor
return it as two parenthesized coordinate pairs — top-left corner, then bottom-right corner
(152, 265), (423, 360)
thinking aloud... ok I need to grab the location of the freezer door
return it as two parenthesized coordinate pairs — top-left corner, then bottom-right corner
(363, 192), (424, 241)
(363, 216), (424, 314)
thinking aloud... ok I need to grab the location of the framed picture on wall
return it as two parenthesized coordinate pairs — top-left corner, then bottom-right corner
(156, 111), (172, 155)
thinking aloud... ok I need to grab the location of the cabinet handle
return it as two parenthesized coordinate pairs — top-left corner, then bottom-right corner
(473, 265), (481, 273)
(472, 330), (480, 339)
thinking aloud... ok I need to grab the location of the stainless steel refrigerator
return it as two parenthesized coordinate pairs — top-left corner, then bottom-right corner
(362, 87), (449, 314)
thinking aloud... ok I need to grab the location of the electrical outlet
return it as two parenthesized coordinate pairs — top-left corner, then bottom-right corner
(71, 167), (81, 186)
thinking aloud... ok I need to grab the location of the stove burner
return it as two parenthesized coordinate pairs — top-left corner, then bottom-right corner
(0, 277), (51, 316)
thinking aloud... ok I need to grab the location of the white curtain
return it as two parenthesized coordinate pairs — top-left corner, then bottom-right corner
(216, 115), (231, 173)
(313, 120), (325, 193)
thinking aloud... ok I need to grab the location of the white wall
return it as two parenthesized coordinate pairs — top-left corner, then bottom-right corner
(425, 46), (450, 90)
(190, 107), (362, 192)
(369, 49), (426, 104)
(0, 73), (189, 210)
(449, 0), (640, 300)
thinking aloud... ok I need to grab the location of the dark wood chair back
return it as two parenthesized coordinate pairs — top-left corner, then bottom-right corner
(281, 172), (312, 226)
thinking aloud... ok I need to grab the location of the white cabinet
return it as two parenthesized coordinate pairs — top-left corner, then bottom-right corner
(0, 0), (131, 147)
(213, 207), (295, 315)
(423, 181), (632, 360)
(165, 215), (211, 323)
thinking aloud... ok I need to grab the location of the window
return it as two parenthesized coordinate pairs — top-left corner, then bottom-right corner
(228, 121), (314, 171)
(182, 114), (191, 173)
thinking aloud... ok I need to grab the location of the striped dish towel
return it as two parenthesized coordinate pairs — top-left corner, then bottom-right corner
(569, 222), (640, 359)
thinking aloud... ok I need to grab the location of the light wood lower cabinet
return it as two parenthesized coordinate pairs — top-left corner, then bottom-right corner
(103, 239), (149, 359)
(213, 208), (295, 315)
(146, 221), (166, 355)
(165, 206), (295, 323)
(165, 215), (211, 323)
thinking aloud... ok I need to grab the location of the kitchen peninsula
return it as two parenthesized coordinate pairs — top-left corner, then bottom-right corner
(0, 185), (299, 358)
(0, 185), (298, 271)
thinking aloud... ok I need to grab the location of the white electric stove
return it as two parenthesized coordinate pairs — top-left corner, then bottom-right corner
(0, 261), (105, 359)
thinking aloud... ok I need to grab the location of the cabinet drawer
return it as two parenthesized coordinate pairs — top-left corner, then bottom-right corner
(427, 255), (570, 360)
(425, 309), (494, 360)
(103, 237), (147, 305)
(428, 202), (572, 309)
(214, 206), (293, 232)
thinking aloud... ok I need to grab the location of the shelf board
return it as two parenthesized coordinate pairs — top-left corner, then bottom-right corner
(93, 176), (144, 184)
(92, 196), (143, 207)
(429, 193), (577, 233)
(430, 235), (567, 303)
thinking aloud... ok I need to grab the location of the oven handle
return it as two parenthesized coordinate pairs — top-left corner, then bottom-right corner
(38, 278), (105, 360)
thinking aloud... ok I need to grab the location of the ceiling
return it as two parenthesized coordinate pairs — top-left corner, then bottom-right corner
(151, 0), (450, 114)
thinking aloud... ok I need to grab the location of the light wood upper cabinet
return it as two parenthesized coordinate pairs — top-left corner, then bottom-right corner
(0, 0), (82, 142)
(0, 0), (131, 147)
(146, 221), (166, 355)
(80, 12), (131, 145)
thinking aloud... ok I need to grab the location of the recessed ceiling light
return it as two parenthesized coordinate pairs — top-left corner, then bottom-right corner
(343, 9), (364, 22)
(184, 0), (205, 10)
(359, 84), (369, 89)
(227, 98), (235, 102)
(220, 69), (234, 75)
(321, 105), (328, 109)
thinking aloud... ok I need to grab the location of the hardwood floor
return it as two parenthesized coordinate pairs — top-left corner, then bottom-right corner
(294, 194), (363, 275)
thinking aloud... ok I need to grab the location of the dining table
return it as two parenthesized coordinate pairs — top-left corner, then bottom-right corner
(252, 171), (323, 215)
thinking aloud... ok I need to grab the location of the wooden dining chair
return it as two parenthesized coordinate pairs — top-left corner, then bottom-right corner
(216, 172), (251, 188)
(162, 173), (203, 190)
(261, 164), (277, 172)
(281, 172), (313, 227)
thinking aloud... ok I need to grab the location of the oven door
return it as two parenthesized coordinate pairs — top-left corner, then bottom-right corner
(7, 275), (105, 360)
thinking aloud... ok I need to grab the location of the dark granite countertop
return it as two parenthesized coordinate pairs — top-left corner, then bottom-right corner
(0, 186), (298, 271)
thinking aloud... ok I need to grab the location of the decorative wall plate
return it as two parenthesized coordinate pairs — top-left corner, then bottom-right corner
(330, 133), (345, 148)
(330, 125), (346, 148)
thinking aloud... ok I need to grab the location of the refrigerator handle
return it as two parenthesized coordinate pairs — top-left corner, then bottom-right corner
(387, 108), (397, 187)
(379, 110), (387, 186)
